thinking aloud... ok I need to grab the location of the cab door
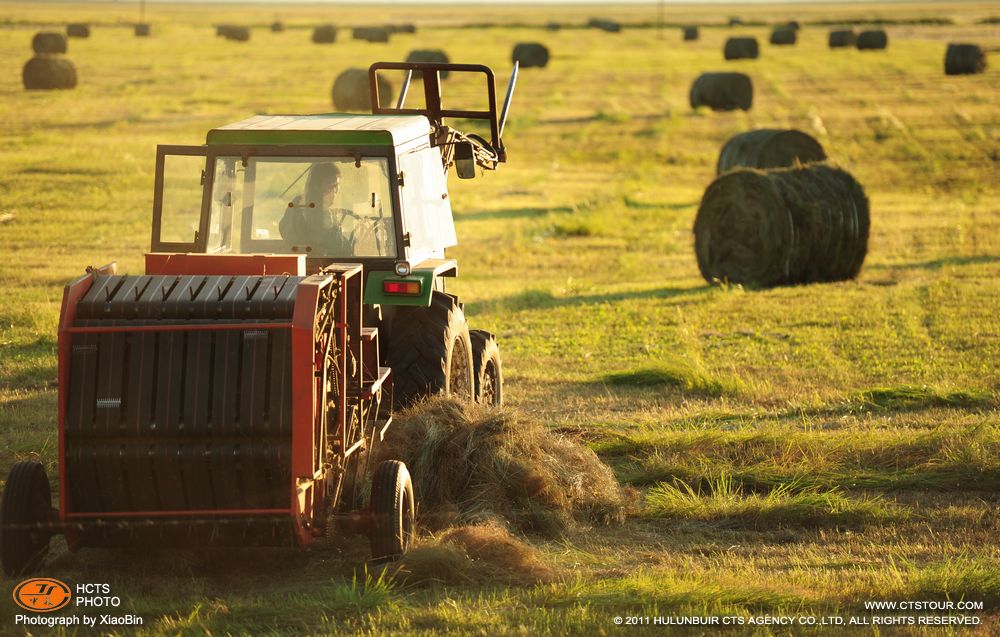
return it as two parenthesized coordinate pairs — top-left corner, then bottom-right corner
(151, 145), (210, 253)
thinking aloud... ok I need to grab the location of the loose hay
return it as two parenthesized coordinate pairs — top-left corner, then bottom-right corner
(683, 26), (699, 41)
(332, 68), (393, 111)
(405, 49), (450, 78)
(770, 28), (797, 45)
(717, 129), (827, 174)
(134, 23), (151, 37)
(312, 24), (337, 44)
(512, 42), (549, 68)
(945, 43), (987, 75)
(724, 37), (759, 60)
(375, 398), (627, 536)
(857, 30), (888, 50)
(66, 23), (90, 38)
(828, 29), (857, 48)
(694, 164), (870, 287)
(689, 72), (753, 111)
(32, 32), (67, 54)
(23, 55), (77, 90)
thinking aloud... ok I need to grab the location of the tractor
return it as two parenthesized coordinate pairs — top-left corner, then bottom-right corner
(0, 61), (517, 575)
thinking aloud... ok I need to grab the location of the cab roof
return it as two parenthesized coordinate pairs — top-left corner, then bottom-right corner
(207, 114), (432, 146)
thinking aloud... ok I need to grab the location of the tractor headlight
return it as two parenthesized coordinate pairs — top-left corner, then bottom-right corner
(394, 261), (411, 277)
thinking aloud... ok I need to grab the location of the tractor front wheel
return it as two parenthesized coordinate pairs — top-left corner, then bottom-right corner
(1, 460), (54, 576)
(470, 330), (503, 406)
(369, 460), (415, 561)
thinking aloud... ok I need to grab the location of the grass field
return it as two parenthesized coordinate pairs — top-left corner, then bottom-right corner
(1, 1), (998, 635)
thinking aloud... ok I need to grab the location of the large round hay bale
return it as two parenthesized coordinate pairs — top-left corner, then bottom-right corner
(32, 32), (68, 54)
(225, 26), (250, 42)
(405, 49), (451, 78)
(23, 55), (77, 90)
(786, 20), (801, 30)
(728, 17), (743, 27)
(828, 29), (857, 48)
(770, 28), (797, 45)
(694, 164), (869, 287)
(66, 23), (90, 38)
(856, 30), (888, 50)
(270, 21), (285, 33)
(398, 23), (417, 34)
(717, 129), (827, 174)
(689, 72), (753, 111)
(944, 43), (987, 75)
(588, 18), (621, 33)
(724, 37), (759, 60)
(683, 26), (699, 41)
(353, 26), (390, 43)
(332, 68), (393, 112)
(312, 24), (337, 44)
(546, 22), (562, 31)
(134, 23), (151, 37)
(512, 42), (549, 68)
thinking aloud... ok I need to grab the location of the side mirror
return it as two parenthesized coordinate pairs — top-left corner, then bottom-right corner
(454, 141), (476, 179)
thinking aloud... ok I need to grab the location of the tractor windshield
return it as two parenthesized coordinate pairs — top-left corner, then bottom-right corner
(207, 155), (397, 258)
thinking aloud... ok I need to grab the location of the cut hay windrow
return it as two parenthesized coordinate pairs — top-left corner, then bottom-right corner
(716, 129), (827, 174)
(683, 26), (699, 41)
(405, 49), (450, 78)
(312, 24), (337, 44)
(770, 28), (797, 45)
(66, 23), (90, 38)
(689, 72), (753, 111)
(374, 398), (627, 536)
(828, 29), (857, 48)
(23, 55), (77, 90)
(134, 23), (151, 37)
(512, 42), (549, 68)
(332, 68), (393, 111)
(857, 29), (888, 50)
(32, 32), (67, 54)
(724, 37), (759, 60)
(694, 164), (870, 287)
(945, 43), (987, 75)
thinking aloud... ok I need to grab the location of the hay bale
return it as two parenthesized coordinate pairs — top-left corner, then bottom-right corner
(786, 20), (801, 30)
(683, 26), (699, 41)
(332, 68), (393, 111)
(694, 164), (870, 287)
(23, 55), (77, 90)
(512, 42), (549, 68)
(588, 18), (621, 33)
(353, 26), (390, 43)
(32, 32), (67, 54)
(66, 23), (90, 38)
(134, 23), (151, 37)
(724, 37), (759, 60)
(270, 21), (285, 33)
(398, 23), (417, 34)
(546, 22), (562, 31)
(828, 29), (857, 48)
(689, 72), (753, 111)
(218, 26), (249, 41)
(405, 49), (450, 78)
(728, 17), (744, 27)
(856, 29), (888, 50)
(770, 28), (797, 45)
(717, 129), (827, 174)
(375, 398), (627, 536)
(312, 24), (337, 44)
(945, 43), (987, 75)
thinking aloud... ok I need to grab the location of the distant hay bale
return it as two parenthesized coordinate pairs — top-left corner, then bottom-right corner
(218, 25), (249, 41)
(689, 72), (753, 111)
(856, 29), (888, 50)
(23, 55), (77, 90)
(405, 49), (451, 78)
(512, 42), (549, 68)
(728, 17), (744, 27)
(353, 26), (390, 43)
(66, 23), (90, 38)
(134, 23), (151, 37)
(32, 32), (67, 54)
(717, 129), (827, 174)
(312, 24), (337, 44)
(770, 28), (797, 45)
(694, 164), (870, 287)
(546, 22), (562, 31)
(828, 29), (857, 48)
(588, 18), (621, 33)
(683, 26), (699, 41)
(944, 43), (987, 75)
(270, 21), (285, 33)
(332, 68), (393, 111)
(398, 23), (417, 34)
(786, 20), (801, 30)
(724, 37), (759, 60)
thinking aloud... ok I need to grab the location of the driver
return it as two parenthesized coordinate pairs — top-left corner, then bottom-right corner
(279, 162), (353, 255)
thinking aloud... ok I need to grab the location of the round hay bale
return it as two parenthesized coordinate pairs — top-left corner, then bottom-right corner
(398, 23), (417, 34)
(694, 164), (870, 287)
(405, 49), (451, 78)
(944, 43), (987, 75)
(856, 29), (888, 50)
(690, 72), (753, 111)
(770, 28), (797, 45)
(224, 26), (250, 42)
(683, 26), (699, 41)
(588, 18), (621, 33)
(786, 20), (801, 30)
(312, 24), (337, 44)
(332, 68), (393, 112)
(134, 23), (151, 37)
(828, 29), (857, 48)
(353, 26), (390, 43)
(546, 22), (562, 31)
(66, 23), (90, 38)
(728, 17), (744, 27)
(717, 129), (827, 174)
(724, 37), (759, 60)
(32, 32), (67, 54)
(512, 42), (549, 68)
(23, 55), (77, 90)
(270, 21), (285, 33)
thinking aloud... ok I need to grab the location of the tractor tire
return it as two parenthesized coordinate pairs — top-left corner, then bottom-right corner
(369, 460), (415, 560)
(1, 461), (53, 576)
(470, 330), (503, 407)
(385, 291), (474, 407)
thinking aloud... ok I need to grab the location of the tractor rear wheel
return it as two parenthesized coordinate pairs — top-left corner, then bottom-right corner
(470, 330), (503, 407)
(386, 292), (474, 407)
(1, 460), (54, 576)
(369, 460), (415, 561)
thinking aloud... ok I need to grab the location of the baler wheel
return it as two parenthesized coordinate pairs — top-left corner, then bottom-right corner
(369, 460), (415, 561)
(1, 460), (54, 576)
(470, 330), (503, 407)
